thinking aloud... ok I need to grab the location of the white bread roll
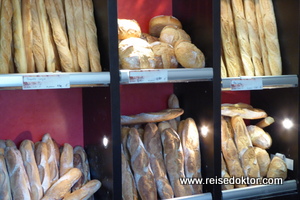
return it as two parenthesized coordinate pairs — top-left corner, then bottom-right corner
(0, 148), (12, 200)
(150, 41), (178, 69)
(149, 15), (182, 37)
(118, 19), (142, 40)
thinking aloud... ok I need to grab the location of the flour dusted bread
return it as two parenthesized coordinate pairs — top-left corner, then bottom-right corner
(175, 41), (205, 68)
(150, 41), (178, 69)
(221, 103), (267, 119)
(247, 125), (272, 149)
(63, 179), (101, 200)
(118, 19), (142, 40)
(149, 15), (182, 37)
(267, 156), (287, 180)
(240, 147), (260, 179)
(254, 147), (270, 177)
(119, 38), (156, 69)
(0, 148), (12, 200)
(160, 25), (191, 46)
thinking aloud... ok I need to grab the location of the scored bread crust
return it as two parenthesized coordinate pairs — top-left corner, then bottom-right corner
(0, 148), (12, 200)
(149, 15), (182, 37)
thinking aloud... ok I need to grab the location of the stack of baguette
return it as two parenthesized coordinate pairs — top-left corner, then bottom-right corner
(0, 0), (102, 74)
(221, 103), (287, 190)
(121, 94), (203, 199)
(0, 133), (101, 200)
(221, 0), (281, 77)
(118, 15), (205, 70)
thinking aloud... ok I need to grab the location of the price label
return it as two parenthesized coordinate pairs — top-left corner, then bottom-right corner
(230, 77), (263, 91)
(129, 70), (168, 83)
(22, 74), (70, 90)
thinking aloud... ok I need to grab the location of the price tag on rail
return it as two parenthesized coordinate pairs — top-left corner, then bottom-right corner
(230, 77), (263, 91)
(22, 74), (70, 90)
(129, 70), (168, 83)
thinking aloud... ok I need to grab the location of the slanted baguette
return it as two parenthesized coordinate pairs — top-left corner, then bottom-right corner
(0, 148), (12, 200)
(63, 179), (101, 200)
(60, 143), (74, 177)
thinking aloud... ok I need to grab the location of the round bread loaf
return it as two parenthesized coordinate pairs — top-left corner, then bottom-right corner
(150, 41), (178, 69)
(119, 38), (156, 69)
(149, 15), (182, 37)
(141, 33), (159, 44)
(118, 19), (141, 40)
(160, 25), (191, 46)
(174, 41), (205, 68)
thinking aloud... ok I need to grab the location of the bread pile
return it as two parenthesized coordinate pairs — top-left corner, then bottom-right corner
(221, 0), (282, 77)
(118, 16), (205, 70)
(0, 133), (101, 200)
(221, 103), (287, 190)
(0, 0), (102, 74)
(121, 94), (203, 199)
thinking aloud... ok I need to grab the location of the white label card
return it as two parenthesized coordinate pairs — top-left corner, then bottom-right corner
(230, 77), (263, 91)
(22, 74), (70, 90)
(129, 70), (168, 83)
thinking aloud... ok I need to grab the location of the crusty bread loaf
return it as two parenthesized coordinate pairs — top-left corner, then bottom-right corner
(31, 0), (46, 72)
(20, 140), (43, 200)
(143, 123), (174, 199)
(35, 141), (51, 193)
(0, 148), (12, 200)
(254, 147), (270, 177)
(118, 19), (142, 40)
(160, 25), (191, 47)
(221, 117), (246, 188)
(121, 146), (138, 200)
(22, 0), (35, 73)
(174, 41), (205, 68)
(181, 118), (202, 194)
(220, 0), (244, 77)
(119, 37), (156, 69)
(121, 127), (131, 162)
(36, 0), (56, 72)
(221, 104), (267, 119)
(255, 0), (271, 75)
(168, 94), (180, 109)
(150, 41), (178, 69)
(5, 146), (31, 200)
(60, 143), (74, 177)
(42, 168), (82, 200)
(168, 118), (179, 132)
(0, 0), (13, 74)
(240, 147), (260, 179)
(221, 153), (234, 190)
(247, 125), (272, 149)
(231, 0), (254, 76)
(141, 33), (159, 44)
(82, 0), (102, 72)
(12, 0), (28, 73)
(221, 54), (227, 78)
(73, 146), (91, 189)
(63, 179), (101, 200)
(161, 128), (193, 197)
(149, 15), (182, 37)
(54, 0), (67, 36)
(256, 116), (275, 128)
(52, 139), (61, 170)
(126, 128), (157, 200)
(244, 0), (264, 76)
(259, 0), (282, 75)
(267, 156), (287, 180)
(5, 140), (17, 148)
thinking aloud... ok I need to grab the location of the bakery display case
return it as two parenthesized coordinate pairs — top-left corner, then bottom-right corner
(0, 0), (299, 200)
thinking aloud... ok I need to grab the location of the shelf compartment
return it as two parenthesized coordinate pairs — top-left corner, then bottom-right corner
(222, 75), (298, 91)
(0, 72), (111, 89)
(120, 68), (213, 84)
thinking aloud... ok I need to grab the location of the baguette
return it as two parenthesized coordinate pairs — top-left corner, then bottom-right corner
(247, 125), (272, 149)
(231, 0), (254, 76)
(221, 54), (227, 78)
(121, 108), (184, 125)
(121, 127), (131, 162)
(19, 140), (43, 200)
(31, 0), (46, 72)
(45, 0), (74, 72)
(221, 153), (234, 190)
(60, 143), (74, 176)
(220, 0), (244, 77)
(168, 94), (180, 109)
(143, 123), (174, 199)
(221, 104), (267, 119)
(259, 0), (282, 75)
(73, 146), (91, 185)
(73, 0), (89, 72)
(181, 118), (202, 194)
(82, 0), (102, 72)
(244, 0), (264, 76)
(256, 116), (275, 128)
(126, 128), (157, 200)
(5, 140), (16, 148)
(0, 148), (12, 200)
(22, 0), (35, 73)
(240, 147), (260, 179)
(0, 0), (13, 73)
(42, 168), (82, 200)
(161, 128), (193, 197)
(54, 0), (67, 36)
(221, 117), (246, 188)
(121, 146), (138, 200)
(72, 153), (84, 191)
(5, 146), (31, 200)
(64, 0), (80, 72)
(63, 179), (101, 200)
(254, 147), (270, 177)
(35, 141), (51, 193)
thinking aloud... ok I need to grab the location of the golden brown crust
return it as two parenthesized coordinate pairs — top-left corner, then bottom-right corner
(267, 156), (287, 180)
(60, 143), (74, 177)
(160, 25), (191, 47)
(247, 125), (272, 149)
(150, 41), (178, 69)
(63, 179), (101, 200)
(118, 19), (142, 40)
(149, 15), (182, 37)
(0, 148), (12, 200)
(254, 147), (270, 177)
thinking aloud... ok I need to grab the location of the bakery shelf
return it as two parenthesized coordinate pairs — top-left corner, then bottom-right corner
(222, 180), (298, 200)
(120, 68), (214, 84)
(221, 75), (298, 91)
(173, 192), (213, 200)
(0, 72), (110, 89)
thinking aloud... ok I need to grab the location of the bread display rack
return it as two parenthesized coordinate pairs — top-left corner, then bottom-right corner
(0, 0), (299, 199)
